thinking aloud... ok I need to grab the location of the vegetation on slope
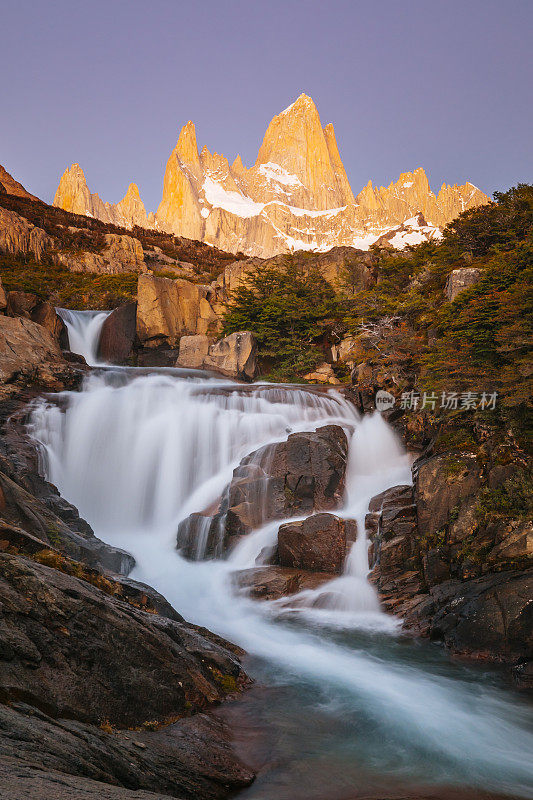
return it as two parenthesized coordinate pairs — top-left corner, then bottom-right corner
(223, 185), (532, 453)
(224, 185), (532, 396)
(0, 253), (138, 309)
(0, 190), (244, 283)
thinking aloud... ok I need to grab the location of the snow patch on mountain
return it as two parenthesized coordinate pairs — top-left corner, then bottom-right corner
(203, 177), (264, 218)
(258, 162), (304, 188)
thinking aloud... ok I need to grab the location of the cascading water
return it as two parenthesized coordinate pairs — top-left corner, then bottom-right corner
(28, 368), (533, 799)
(56, 307), (111, 365)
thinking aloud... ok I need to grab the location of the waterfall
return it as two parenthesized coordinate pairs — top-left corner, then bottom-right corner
(56, 308), (111, 365)
(27, 369), (533, 799)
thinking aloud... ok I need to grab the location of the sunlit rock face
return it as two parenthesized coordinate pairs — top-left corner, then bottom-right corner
(54, 94), (489, 256)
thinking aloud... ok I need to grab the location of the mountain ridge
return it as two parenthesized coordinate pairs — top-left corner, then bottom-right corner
(53, 94), (490, 257)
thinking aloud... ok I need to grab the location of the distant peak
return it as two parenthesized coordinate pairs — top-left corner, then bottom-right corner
(69, 163), (85, 175)
(126, 182), (140, 198)
(175, 120), (200, 167)
(279, 93), (316, 116)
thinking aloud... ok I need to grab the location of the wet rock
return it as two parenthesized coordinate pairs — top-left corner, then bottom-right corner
(226, 425), (348, 539)
(0, 701), (254, 800)
(176, 512), (223, 561)
(0, 553), (247, 728)
(277, 513), (355, 573)
(203, 331), (257, 381)
(368, 484), (412, 512)
(427, 568), (533, 662)
(98, 302), (137, 363)
(0, 466), (133, 575)
(233, 565), (336, 601)
(179, 425), (349, 559)
(368, 484), (422, 612)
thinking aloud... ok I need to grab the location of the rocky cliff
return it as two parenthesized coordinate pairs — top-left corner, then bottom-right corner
(54, 94), (489, 257)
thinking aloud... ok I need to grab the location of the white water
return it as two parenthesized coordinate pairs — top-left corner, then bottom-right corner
(56, 307), (111, 365)
(28, 369), (533, 798)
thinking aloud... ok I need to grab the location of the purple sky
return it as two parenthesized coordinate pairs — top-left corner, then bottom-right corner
(2, 0), (531, 210)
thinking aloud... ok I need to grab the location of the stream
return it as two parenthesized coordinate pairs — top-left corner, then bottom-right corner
(26, 310), (533, 799)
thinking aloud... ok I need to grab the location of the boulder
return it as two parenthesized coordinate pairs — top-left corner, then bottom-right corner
(136, 274), (219, 348)
(30, 301), (66, 342)
(97, 302), (137, 363)
(303, 362), (341, 385)
(178, 425), (349, 559)
(0, 316), (63, 384)
(235, 425), (348, 523)
(203, 331), (257, 381)
(177, 334), (212, 369)
(5, 293), (70, 343)
(445, 268), (481, 302)
(277, 513), (355, 573)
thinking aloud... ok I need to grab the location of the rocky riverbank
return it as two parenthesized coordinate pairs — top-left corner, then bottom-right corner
(0, 318), (256, 797)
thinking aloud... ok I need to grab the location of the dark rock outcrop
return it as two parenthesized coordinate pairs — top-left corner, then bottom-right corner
(0, 553), (246, 728)
(178, 425), (349, 559)
(98, 302), (137, 363)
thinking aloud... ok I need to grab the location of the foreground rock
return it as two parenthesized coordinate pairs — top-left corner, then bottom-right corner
(98, 302), (137, 363)
(203, 331), (258, 380)
(277, 513), (355, 573)
(368, 462), (533, 681)
(178, 425), (349, 559)
(0, 553), (246, 727)
(136, 274), (219, 348)
(0, 685), (253, 800)
(0, 315), (64, 385)
(0, 387), (255, 798)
